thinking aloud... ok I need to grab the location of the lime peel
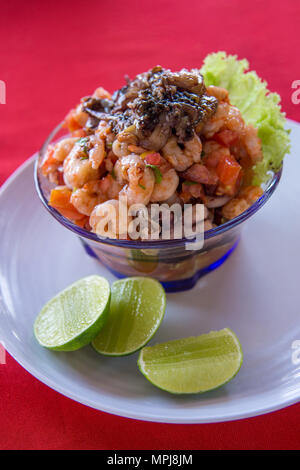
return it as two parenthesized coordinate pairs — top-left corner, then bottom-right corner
(138, 328), (243, 394)
(92, 277), (166, 356)
(34, 275), (111, 351)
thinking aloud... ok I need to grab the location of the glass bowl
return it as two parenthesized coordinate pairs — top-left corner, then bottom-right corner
(34, 124), (282, 292)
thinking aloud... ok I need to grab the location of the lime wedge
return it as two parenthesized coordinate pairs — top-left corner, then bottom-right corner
(92, 277), (166, 356)
(34, 276), (110, 351)
(138, 328), (243, 394)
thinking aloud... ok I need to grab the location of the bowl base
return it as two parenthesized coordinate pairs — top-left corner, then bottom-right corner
(80, 239), (240, 292)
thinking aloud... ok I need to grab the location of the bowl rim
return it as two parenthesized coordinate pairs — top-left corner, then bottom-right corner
(34, 123), (283, 249)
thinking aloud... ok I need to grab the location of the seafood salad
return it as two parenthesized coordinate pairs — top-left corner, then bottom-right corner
(41, 53), (289, 240)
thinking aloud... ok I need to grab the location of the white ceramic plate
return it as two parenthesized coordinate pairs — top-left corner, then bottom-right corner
(0, 120), (300, 423)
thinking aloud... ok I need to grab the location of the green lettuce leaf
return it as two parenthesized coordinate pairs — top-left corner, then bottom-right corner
(201, 52), (290, 184)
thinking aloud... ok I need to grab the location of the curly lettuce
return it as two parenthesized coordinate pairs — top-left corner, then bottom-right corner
(201, 52), (290, 184)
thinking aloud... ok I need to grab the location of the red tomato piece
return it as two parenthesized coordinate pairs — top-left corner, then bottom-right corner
(144, 153), (161, 166)
(214, 130), (238, 147)
(49, 187), (86, 223)
(216, 154), (242, 195)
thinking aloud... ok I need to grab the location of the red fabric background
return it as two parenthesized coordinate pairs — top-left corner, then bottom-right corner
(0, 0), (300, 450)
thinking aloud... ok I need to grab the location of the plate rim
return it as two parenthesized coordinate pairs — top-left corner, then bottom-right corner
(1, 122), (300, 424)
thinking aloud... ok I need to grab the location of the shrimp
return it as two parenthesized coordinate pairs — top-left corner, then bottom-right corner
(241, 124), (263, 164)
(239, 185), (263, 204)
(150, 169), (179, 202)
(162, 133), (202, 172)
(97, 120), (110, 135)
(63, 136), (103, 189)
(127, 144), (148, 154)
(92, 87), (112, 100)
(202, 102), (244, 138)
(200, 103), (228, 137)
(104, 150), (117, 172)
(41, 137), (78, 182)
(111, 127), (138, 157)
(112, 138), (131, 158)
(71, 181), (104, 216)
(90, 199), (132, 239)
(114, 154), (155, 205)
(225, 106), (245, 133)
(222, 198), (249, 220)
(52, 138), (78, 163)
(71, 174), (124, 216)
(96, 120), (115, 147)
(88, 134), (106, 169)
(222, 183), (263, 220)
(98, 174), (124, 200)
(206, 85), (229, 103)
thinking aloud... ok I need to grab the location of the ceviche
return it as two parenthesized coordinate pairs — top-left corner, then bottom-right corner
(41, 53), (289, 240)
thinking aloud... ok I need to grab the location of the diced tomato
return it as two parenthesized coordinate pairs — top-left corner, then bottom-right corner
(49, 187), (86, 223)
(216, 154), (242, 195)
(41, 146), (56, 176)
(213, 130), (238, 147)
(203, 146), (231, 169)
(144, 152), (161, 166)
(74, 216), (90, 228)
(63, 109), (82, 133)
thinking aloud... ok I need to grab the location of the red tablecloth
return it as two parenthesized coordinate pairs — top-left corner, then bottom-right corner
(0, 0), (299, 450)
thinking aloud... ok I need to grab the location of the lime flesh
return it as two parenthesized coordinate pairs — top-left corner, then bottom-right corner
(92, 277), (166, 356)
(138, 328), (243, 394)
(34, 276), (110, 351)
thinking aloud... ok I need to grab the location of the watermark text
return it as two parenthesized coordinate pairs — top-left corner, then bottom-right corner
(0, 342), (6, 365)
(291, 80), (300, 105)
(93, 196), (205, 250)
(292, 340), (300, 365)
(0, 80), (6, 104)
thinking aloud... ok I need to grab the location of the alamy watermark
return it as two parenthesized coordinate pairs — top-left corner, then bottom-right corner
(92, 196), (205, 250)
(0, 341), (6, 365)
(291, 80), (300, 105)
(291, 340), (300, 365)
(0, 80), (6, 104)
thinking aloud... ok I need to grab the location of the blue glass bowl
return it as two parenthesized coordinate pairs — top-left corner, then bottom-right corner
(35, 124), (282, 292)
